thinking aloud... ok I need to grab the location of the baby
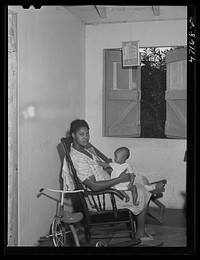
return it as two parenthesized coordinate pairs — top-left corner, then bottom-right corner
(98, 147), (139, 205)
(98, 146), (167, 205)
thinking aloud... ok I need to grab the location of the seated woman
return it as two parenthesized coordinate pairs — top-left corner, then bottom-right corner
(67, 119), (164, 241)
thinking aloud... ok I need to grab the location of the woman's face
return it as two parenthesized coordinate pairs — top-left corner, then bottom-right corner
(72, 126), (90, 148)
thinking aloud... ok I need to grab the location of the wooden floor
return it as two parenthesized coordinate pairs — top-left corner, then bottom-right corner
(37, 208), (187, 250)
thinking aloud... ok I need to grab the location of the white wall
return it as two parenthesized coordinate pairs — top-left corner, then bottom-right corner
(9, 6), (86, 246)
(85, 20), (187, 209)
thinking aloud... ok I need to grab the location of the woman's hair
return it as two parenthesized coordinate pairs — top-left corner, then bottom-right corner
(114, 147), (130, 160)
(66, 119), (89, 138)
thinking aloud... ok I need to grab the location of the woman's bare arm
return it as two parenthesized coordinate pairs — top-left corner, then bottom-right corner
(83, 169), (130, 191)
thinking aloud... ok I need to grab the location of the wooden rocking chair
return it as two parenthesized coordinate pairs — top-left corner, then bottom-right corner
(61, 137), (141, 246)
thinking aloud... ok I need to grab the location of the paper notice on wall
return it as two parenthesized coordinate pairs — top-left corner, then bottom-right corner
(122, 41), (140, 67)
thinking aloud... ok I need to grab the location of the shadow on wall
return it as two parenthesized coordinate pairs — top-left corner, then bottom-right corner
(180, 192), (186, 218)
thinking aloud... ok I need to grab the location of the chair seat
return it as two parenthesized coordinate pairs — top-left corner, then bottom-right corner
(89, 209), (135, 225)
(61, 211), (83, 224)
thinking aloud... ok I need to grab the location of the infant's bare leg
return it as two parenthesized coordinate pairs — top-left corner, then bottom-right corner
(131, 185), (139, 206)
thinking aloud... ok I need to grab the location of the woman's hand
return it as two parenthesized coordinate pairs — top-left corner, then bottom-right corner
(118, 168), (130, 183)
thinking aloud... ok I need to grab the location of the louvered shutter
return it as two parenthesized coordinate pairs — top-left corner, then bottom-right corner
(104, 49), (141, 137)
(165, 47), (187, 138)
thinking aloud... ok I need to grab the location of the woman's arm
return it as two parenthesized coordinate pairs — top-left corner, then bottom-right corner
(83, 169), (130, 191)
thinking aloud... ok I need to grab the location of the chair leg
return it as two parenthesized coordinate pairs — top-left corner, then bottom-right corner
(84, 227), (91, 244)
(148, 194), (166, 223)
(152, 198), (166, 216)
(129, 211), (136, 238)
(151, 196), (166, 216)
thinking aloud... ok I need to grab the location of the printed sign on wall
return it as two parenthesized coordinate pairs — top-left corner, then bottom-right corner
(122, 41), (140, 67)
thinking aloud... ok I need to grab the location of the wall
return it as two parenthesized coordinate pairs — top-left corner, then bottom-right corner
(85, 19), (187, 209)
(8, 6), (86, 246)
(8, 10), (18, 246)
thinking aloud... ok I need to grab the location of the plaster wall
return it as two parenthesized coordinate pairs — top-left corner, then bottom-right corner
(85, 19), (187, 209)
(9, 6), (86, 245)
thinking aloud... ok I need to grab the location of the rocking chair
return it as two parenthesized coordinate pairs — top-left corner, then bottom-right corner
(61, 137), (141, 246)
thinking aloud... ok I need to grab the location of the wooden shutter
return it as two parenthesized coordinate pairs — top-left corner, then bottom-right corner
(165, 47), (187, 138)
(104, 49), (141, 137)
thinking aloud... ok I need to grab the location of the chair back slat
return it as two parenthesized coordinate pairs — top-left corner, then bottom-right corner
(97, 195), (102, 211)
(91, 195), (100, 211)
(103, 194), (105, 210)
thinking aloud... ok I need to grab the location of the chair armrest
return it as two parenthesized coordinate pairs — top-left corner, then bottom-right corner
(85, 188), (125, 201)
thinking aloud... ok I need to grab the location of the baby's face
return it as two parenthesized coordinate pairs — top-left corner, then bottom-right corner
(114, 152), (125, 164)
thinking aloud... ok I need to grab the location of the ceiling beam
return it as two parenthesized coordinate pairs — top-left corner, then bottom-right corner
(94, 5), (106, 19)
(152, 6), (161, 16)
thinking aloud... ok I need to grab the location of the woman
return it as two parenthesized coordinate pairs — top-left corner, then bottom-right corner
(67, 119), (154, 241)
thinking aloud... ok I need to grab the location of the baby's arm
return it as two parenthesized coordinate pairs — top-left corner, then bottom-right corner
(97, 160), (113, 176)
(97, 160), (111, 168)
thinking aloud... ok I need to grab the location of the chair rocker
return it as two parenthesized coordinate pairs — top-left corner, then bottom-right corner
(61, 137), (141, 246)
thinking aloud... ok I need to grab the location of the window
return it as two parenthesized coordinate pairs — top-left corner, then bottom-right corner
(103, 46), (187, 139)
